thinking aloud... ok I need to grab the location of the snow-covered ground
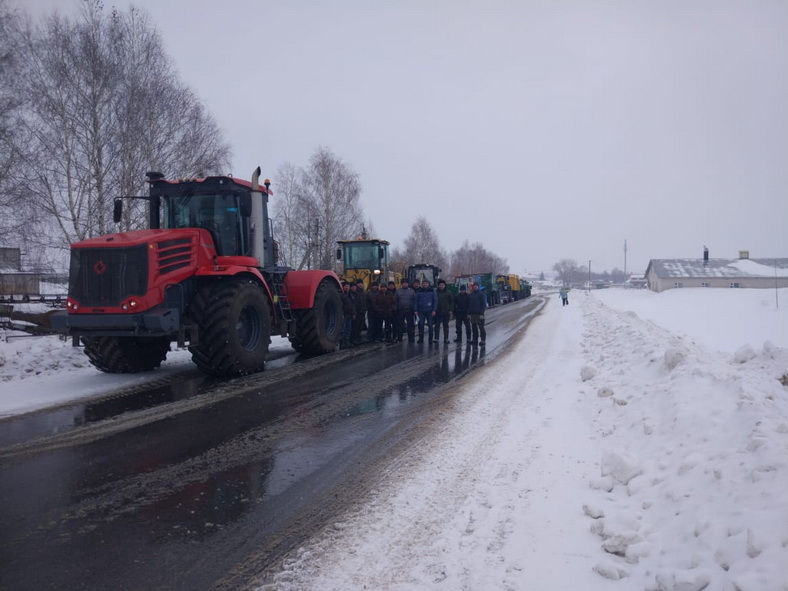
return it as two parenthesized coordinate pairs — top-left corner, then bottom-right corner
(0, 326), (292, 417)
(2, 289), (787, 590)
(260, 288), (788, 591)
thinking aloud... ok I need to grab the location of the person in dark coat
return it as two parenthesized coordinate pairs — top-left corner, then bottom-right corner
(434, 279), (454, 344)
(453, 284), (471, 343)
(382, 280), (398, 342)
(415, 279), (437, 343)
(395, 278), (416, 342)
(366, 282), (387, 342)
(467, 282), (487, 346)
(351, 280), (366, 344)
(340, 282), (355, 348)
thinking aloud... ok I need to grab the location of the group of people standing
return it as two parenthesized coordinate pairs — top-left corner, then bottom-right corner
(339, 278), (488, 349)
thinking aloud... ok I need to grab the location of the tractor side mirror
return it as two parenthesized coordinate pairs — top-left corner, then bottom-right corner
(336, 248), (342, 261)
(378, 246), (385, 260)
(113, 199), (123, 223)
(239, 193), (252, 217)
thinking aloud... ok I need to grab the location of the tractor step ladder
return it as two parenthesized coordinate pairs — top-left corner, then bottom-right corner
(270, 275), (294, 323)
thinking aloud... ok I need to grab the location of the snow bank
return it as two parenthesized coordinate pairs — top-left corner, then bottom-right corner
(259, 290), (788, 591)
(595, 287), (788, 354)
(580, 294), (788, 590)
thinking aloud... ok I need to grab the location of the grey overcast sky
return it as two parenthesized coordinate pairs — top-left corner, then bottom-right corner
(18, 0), (788, 275)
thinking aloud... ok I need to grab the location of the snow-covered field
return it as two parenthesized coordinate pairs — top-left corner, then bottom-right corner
(2, 288), (787, 590)
(260, 288), (788, 591)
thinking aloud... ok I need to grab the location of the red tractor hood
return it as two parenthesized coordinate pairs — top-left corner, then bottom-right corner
(72, 229), (198, 249)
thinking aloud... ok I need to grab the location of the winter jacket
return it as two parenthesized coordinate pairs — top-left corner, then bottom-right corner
(364, 289), (376, 316)
(395, 286), (416, 311)
(467, 290), (487, 315)
(368, 289), (388, 318)
(382, 289), (398, 317)
(415, 287), (437, 313)
(453, 292), (470, 317)
(435, 289), (454, 316)
(341, 292), (355, 317)
(352, 289), (366, 314)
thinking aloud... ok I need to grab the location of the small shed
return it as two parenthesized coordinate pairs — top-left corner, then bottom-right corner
(0, 247), (41, 295)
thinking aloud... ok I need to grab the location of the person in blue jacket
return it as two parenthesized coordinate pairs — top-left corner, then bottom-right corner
(415, 279), (437, 343)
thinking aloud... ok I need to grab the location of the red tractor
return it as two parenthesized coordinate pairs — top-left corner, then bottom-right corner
(51, 168), (344, 377)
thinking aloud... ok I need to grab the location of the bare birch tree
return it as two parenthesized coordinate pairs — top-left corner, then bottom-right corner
(10, 0), (230, 266)
(448, 240), (508, 279)
(552, 258), (583, 286)
(0, 0), (26, 244)
(271, 147), (365, 270)
(271, 162), (308, 269)
(400, 216), (448, 270)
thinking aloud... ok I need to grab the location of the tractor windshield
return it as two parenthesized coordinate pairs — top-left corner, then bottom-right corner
(343, 242), (386, 270)
(409, 267), (438, 285)
(162, 193), (248, 256)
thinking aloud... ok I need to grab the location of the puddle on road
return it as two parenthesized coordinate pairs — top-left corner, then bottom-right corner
(345, 342), (488, 418)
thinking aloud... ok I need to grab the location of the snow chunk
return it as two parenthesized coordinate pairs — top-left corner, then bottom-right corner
(602, 531), (642, 556)
(597, 386), (614, 398)
(654, 570), (711, 591)
(762, 340), (778, 359)
(589, 476), (615, 492)
(581, 366), (597, 381)
(733, 345), (757, 364)
(601, 452), (642, 485)
(664, 348), (685, 370)
(583, 504), (605, 519)
(593, 561), (628, 580)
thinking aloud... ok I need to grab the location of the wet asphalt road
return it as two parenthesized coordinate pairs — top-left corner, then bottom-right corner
(0, 296), (545, 591)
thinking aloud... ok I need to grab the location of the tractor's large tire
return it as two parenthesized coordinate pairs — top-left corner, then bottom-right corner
(188, 279), (271, 377)
(288, 335), (303, 353)
(296, 280), (343, 355)
(81, 336), (170, 373)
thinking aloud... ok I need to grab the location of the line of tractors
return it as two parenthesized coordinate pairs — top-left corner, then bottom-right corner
(44, 169), (530, 378)
(336, 238), (531, 303)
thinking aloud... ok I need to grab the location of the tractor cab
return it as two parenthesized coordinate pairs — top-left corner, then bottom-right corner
(336, 237), (394, 289)
(406, 264), (441, 286)
(113, 171), (277, 267)
(161, 192), (248, 257)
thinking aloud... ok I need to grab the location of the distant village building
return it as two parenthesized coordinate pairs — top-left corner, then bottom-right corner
(0, 247), (41, 295)
(645, 249), (788, 292)
(626, 274), (647, 289)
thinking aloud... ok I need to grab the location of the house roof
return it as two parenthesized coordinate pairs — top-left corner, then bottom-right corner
(646, 258), (788, 279)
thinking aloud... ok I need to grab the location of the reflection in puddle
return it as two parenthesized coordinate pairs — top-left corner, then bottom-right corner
(346, 343), (486, 418)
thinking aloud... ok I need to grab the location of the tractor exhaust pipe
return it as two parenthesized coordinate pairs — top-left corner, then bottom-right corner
(251, 166), (261, 192)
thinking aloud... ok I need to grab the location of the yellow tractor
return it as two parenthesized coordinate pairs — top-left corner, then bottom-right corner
(336, 236), (399, 289)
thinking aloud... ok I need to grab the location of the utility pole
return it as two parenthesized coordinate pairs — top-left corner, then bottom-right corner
(624, 239), (627, 277)
(588, 259), (591, 293)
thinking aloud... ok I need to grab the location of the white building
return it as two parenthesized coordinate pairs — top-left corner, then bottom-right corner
(645, 252), (788, 293)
